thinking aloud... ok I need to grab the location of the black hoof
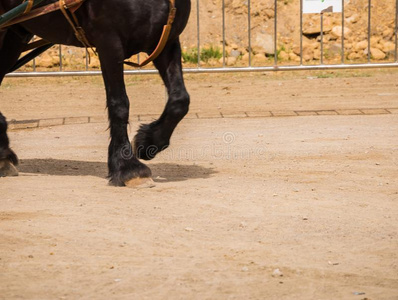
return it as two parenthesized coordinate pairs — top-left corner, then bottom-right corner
(0, 147), (19, 176)
(108, 157), (152, 187)
(0, 147), (19, 166)
(133, 123), (169, 161)
(124, 177), (156, 189)
(0, 159), (18, 177)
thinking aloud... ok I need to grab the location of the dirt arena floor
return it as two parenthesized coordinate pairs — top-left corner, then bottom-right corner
(0, 70), (397, 299)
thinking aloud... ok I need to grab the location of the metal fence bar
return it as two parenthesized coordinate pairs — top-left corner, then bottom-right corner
(248, 0), (252, 67)
(341, 0), (345, 64)
(368, 0), (371, 62)
(320, 12), (324, 65)
(7, 62), (398, 78)
(222, 0), (226, 67)
(197, 0), (200, 67)
(300, 0), (303, 65)
(396, 0), (398, 62)
(59, 45), (62, 71)
(85, 48), (89, 71)
(274, 0), (277, 65)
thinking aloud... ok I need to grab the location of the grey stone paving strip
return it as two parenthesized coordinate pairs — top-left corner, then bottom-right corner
(7, 108), (398, 131)
(387, 108), (398, 114)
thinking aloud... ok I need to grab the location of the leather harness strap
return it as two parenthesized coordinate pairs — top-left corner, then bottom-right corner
(2, 0), (176, 69)
(58, 0), (92, 49)
(1, 0), (85, 28)
(23, 0), (34, 14)
(124, 0), (176, 68)
(2, 0), (93, 54)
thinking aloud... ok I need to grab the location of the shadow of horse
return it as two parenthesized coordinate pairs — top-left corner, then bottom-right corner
(19, 159), (217, 183)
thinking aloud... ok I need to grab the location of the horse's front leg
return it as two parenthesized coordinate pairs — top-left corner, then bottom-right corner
(97, 45), (153, 187)
(0, 28), (32, 177)
(133, 38), (190, 160)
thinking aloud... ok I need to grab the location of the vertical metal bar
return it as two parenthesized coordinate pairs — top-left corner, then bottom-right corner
(32, 37), (36, 72)
(248, 0), (252, 67)
(341, 0), (345, 64)
(222, 0), (226, 67)
(85, 48), (89, 71)
(197, 0), (201, 67)
(368, 0), (371, 62)
(59, 45), (62, 71)
(300, 0), (303, 65)
(321, 13), (324, 65)
(274, 0), (277, 65)
(395, 0), (398, 62)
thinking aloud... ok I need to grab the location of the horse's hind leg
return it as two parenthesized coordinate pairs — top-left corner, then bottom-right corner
(96, 41), (153, 187)
(133, 38), (190, 160)
(0, 27), (30, 177)
(0, 113), (18, 177)
(0, 27), (31, 83)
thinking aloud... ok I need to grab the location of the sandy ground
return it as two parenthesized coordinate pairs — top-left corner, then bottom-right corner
(2, 70), (398, 121)
(0, 70), (397, 299)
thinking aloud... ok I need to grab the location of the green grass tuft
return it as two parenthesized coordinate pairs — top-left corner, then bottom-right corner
(182, 46), (223, 63)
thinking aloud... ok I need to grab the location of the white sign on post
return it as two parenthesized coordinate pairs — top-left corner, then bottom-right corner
(303, 0), (342, 14)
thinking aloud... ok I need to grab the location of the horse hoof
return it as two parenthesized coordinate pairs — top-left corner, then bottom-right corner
(0, 159), (19, 177)
(133, 123), (169, 161)
(124, 177), (155, 189)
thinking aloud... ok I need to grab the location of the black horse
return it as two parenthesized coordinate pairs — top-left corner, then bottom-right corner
(0, 0), (191, 187)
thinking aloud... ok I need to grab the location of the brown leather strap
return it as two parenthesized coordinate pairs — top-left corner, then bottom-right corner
(58, 0), (92, 49)
(3, 0), (174, 68)
(0, 0), (92, 58)
(0, 0), (85, 29)
(23, 0), (34, 14)
(124, 0), (176, 68)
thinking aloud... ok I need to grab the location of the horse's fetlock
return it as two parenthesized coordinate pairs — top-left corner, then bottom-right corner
(0, 113), (8, 132)
(109, 107), (129, 123)
(168, 94), (190, 118)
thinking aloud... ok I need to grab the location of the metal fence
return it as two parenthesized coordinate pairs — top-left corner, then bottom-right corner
(6, 0), (398, 77)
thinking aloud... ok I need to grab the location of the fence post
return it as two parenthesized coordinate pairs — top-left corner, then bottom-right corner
(274, 0), (278, 65)
(197, 0), (201, 67)
(367, 0), (371, 62)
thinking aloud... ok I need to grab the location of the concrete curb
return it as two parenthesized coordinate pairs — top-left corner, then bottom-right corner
(7, 108), (398, 131)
